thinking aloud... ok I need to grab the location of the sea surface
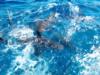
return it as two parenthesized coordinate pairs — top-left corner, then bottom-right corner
(0, 0), (100, 75)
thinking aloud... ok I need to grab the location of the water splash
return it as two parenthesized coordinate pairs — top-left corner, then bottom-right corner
(76, 45), (100, 75)
(0, 1), (100, 75)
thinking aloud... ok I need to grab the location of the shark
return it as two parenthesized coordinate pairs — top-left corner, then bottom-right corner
(1, 4), (77, 56)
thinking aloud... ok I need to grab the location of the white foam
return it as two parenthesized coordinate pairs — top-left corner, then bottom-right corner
(22, 42), (34, 58)
(7, 55), (50, 75)
(68, 2), (79, 16)
(94, 35), (99, 39)
(76, 46), (100, 75)
(82, 16), (94, 22)
(9, 26), (34, 41)
(48, 3), (57, 8)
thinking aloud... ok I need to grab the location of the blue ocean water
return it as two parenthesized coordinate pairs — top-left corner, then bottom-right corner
(0, 0), (100, 75)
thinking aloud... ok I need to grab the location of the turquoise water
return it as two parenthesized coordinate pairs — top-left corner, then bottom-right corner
(0, 0), (100, 75)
